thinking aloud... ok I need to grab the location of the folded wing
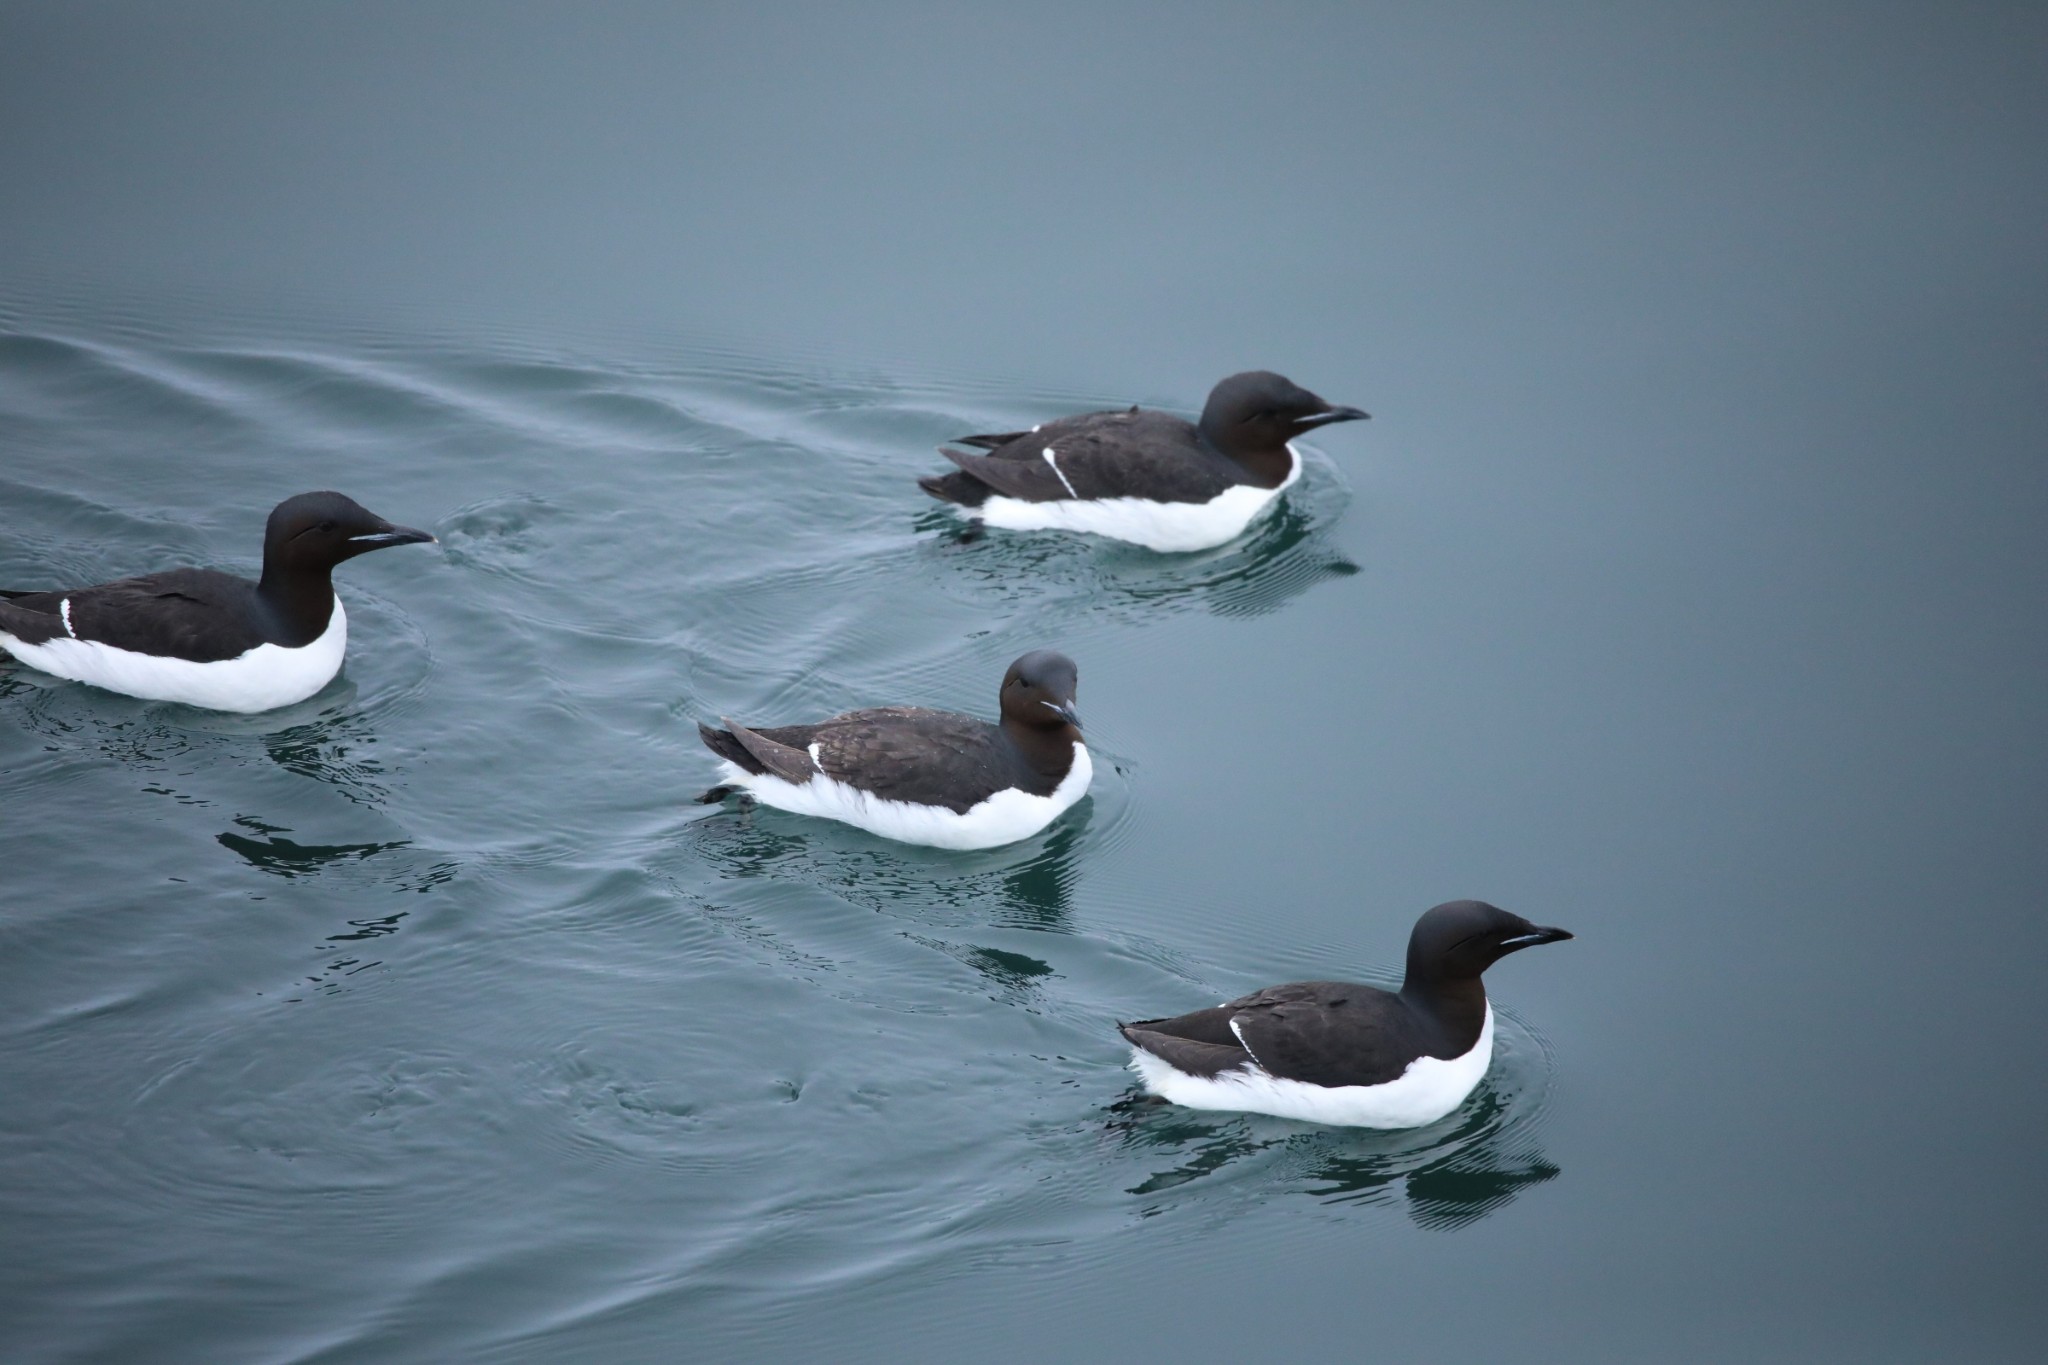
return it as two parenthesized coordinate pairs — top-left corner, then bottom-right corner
(934, 409), (1232, 505)
(806, 707), (1011, 812)
(3, 569), (267, 660)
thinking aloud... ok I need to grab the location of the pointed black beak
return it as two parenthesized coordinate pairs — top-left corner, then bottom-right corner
(1292, 405), (1370, 432)
(1500, 925), (1573, 950)
(350, 523), (437, 548)
(1041, 699), (1082, 730)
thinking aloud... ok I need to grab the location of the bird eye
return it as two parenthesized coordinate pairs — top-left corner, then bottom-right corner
(320, 521), (337, 533)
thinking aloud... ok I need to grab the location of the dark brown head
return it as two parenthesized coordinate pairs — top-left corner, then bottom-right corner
(261, 491), (436, 579)
(1403, 899), (1573, 988)
(997, 649), (1081, 733)
(1196, 371), (1369, 465)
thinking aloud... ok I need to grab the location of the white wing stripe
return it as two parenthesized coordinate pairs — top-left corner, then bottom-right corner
(1227, 1016), (1270, 1072)
(1041, 447), (1079, 498)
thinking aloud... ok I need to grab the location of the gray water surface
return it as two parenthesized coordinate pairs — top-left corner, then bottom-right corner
(2, 4), (2045, 1362)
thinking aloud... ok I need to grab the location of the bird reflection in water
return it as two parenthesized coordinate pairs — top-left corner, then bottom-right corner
(924, 467), (1358, 625)
(920, 817), (1077, 988)
(217, 816), (410, 878)
(687, 806), (1085, 1001)
(217, 815), (457, 1000)
(989, 816), (1082, 930)
(1108, 1079), (1559, 1230)
(1108, 497), (1359, 622)
(904, 937), (1057, 1000)
(1302, 1087), (1562, 1230)
(261, 708), (389, 806)
(217, 813), (456, 892)
(691, 798), (1088, 934)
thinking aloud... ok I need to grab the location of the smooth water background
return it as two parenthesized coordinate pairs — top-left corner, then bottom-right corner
(3, 3), (2046, 1360)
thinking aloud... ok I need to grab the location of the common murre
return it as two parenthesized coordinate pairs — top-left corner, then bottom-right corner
(696, 650), (1090, 850)
(918, 370), (1368, 552)
(1119, 900), (1572, 1128)
(0, 490), (435, 713)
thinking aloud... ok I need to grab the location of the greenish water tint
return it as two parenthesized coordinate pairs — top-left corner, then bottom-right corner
(4, 3), (2047, 1360)
(2, 309), (1565, 1361)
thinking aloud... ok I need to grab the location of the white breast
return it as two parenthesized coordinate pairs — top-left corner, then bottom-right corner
(1128, 1004), (1495, 1129)
(0, 596), (349, 714)
(962, 446), (1302, 553)
(712, 741), (1092, 850)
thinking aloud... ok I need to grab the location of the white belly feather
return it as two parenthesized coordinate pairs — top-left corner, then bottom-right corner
(714, 741), (1092, 850)
(960, 446), (1302, 553)
(0, 596), (348, 713)
(1128, 1004), (1495, 1129)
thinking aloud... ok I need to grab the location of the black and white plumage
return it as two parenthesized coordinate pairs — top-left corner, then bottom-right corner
(0, 491), (435, 713)
(696, 650), (1089, 850)
(1120, 900), (1572, 1128)
(918, 370), (1368, 552)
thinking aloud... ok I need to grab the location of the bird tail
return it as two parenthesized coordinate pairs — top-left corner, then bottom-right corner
(699, 718), (817, 785)
(0, 593), (66, 646)
(918, 462), (992, 507)
(697, 722), (760, 772)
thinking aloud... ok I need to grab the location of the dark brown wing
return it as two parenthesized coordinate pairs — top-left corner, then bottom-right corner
(701, 707), (1030, 814)
(1224, 983), (1420, 1089)
(0, 590), (66, 646)
(806, 707), (1026, 813)
(936, 408), (1235, 504)
(1117, 1022), (1255, 1078)
(952, 428), (1034, 451)
(934, 447), (1078, 503)
(3, 569), (267, 660)
(1120, 1003), (1243, 1047)
(713, 719), (819, 784)
(1124, 981), (1424, 1089)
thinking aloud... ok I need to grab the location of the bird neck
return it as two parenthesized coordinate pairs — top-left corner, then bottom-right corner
(1198, 431), (1295, 489)
(1000, 717), (1080, 778)
(255, 561), (338, 646)
(1398, 972), (1489, 1054)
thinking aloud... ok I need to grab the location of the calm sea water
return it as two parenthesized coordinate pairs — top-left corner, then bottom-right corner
(3, 5), (2046, 1362)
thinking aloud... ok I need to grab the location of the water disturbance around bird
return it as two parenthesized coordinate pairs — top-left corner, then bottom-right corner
(0, 303), (1554, 1360)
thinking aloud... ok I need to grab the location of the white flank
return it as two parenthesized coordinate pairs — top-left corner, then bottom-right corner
(1128, 1004), (1495, 1130)
(713, 741), (1092, 850)
(961, 445), (1301, 553)
(59, 597), (75, 638)
(0, 596), (349, 714)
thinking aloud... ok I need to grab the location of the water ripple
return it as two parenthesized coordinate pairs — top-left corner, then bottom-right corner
(0, 310), (1542, 1365)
